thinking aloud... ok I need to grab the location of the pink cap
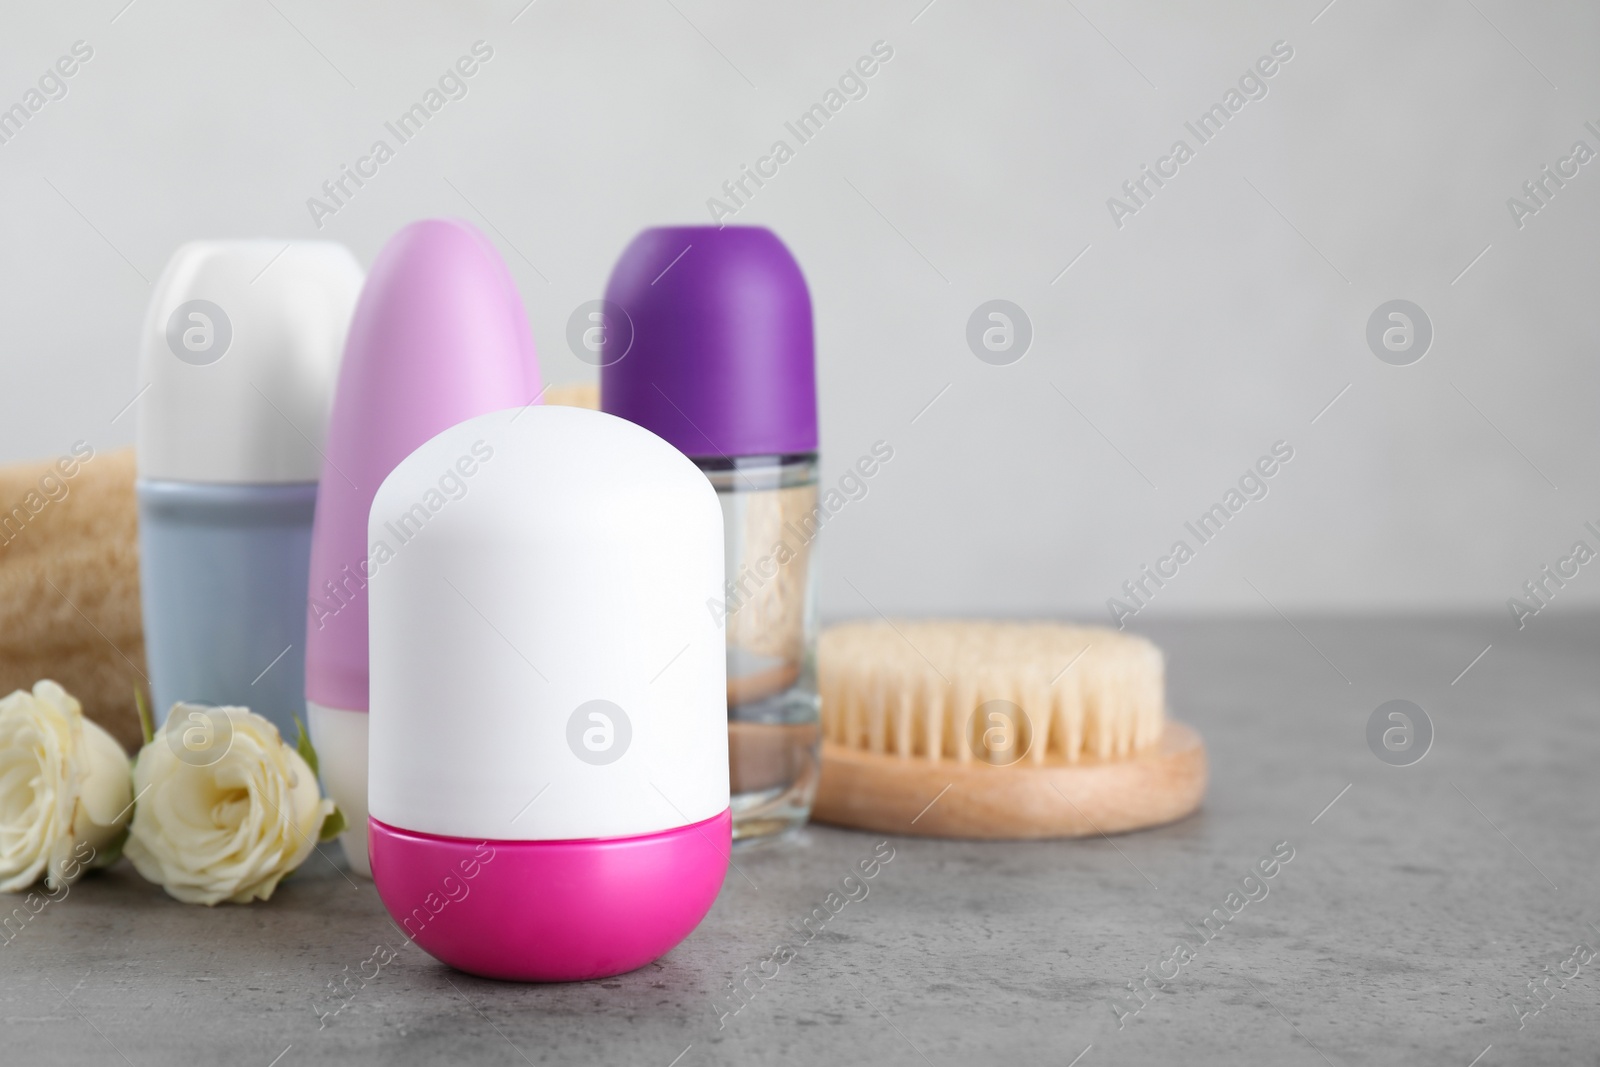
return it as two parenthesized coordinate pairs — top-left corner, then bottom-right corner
(305, 219), (541, 711)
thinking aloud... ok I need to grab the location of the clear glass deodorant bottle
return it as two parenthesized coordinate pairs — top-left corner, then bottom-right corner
(703, 453), (819, 838)
(601, 225), (821, 841)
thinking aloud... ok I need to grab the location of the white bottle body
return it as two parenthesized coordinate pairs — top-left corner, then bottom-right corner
(368, 406), (729, 842)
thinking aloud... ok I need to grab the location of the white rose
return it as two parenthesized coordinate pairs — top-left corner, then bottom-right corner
(0, 680), (134, 892)
(126, 704), (335, 906)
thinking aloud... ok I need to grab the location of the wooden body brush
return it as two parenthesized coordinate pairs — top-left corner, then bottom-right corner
(813, 621), (1205, 838)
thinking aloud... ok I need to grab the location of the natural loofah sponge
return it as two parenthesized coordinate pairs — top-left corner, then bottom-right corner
(543, 381), (599, 410)
(0, 447), (144, 752)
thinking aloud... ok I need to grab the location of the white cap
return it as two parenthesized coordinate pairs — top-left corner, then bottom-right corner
(368, 405), (730, 841)
(136, 240), (364, 483)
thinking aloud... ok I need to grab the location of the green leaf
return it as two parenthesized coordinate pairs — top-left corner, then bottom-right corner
(318, 806), (347, 843)
(95, 826), (130, 869)
(133, 686), (155, 748)
(293, 715), (319, 778)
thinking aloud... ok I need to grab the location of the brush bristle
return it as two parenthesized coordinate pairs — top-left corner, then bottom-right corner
(819, 621), (1166, 765)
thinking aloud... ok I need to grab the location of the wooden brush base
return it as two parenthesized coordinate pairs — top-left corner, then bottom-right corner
(812, 721), (1206, 839)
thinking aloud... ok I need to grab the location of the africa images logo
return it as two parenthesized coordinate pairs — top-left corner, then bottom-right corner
(566, 700), (631, 765)
(165, 300), (232, 366)
(966, 300), (1032, 366)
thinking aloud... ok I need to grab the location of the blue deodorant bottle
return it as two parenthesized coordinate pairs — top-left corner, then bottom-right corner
(136, 240), (364, 739)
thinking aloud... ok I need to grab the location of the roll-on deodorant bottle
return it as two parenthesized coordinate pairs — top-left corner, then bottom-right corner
(601, 226), (819, 842)
(137, 241), (363, 740)
(368, 405), (729, 981)
(305, 219), (540, 877)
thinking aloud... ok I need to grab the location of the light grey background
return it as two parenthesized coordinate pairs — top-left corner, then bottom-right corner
(2, 0), (1596, 625)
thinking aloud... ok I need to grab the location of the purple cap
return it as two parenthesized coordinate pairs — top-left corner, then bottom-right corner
(305, 219), (541, 712)
(600, 226), (817, 458)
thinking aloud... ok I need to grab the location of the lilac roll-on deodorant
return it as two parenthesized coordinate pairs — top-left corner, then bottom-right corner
(305, 219), (541, 876)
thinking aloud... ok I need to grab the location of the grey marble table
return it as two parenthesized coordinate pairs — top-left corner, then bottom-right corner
(5, 615), (1596, 1066)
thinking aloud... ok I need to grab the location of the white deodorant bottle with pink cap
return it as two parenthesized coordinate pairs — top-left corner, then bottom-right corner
(367, 404), (730, 981)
